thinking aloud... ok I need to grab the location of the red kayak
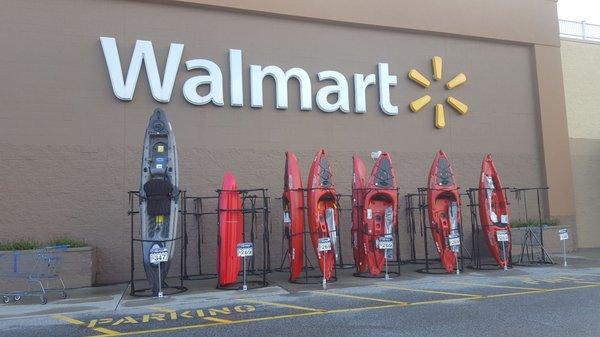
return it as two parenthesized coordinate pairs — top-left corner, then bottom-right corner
(351, 155), (368, 273)
(307, 149), (338, 280)
(283, 152), (305, 281)
(363, 152), (397, 276)
(478, 154), (511, 269)
(427, 150), (461, 273)
(217, 172), (242, 286)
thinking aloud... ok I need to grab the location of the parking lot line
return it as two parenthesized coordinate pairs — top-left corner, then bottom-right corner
(310, 290), (409, 305)
(203, 317), (233, 323)
(53, 315), (119, 336)
(442, 281), (546, 291)
(242, 299), (326, 312)
(378, 284), (482, 298)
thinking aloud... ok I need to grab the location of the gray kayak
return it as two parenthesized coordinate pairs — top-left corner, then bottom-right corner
(139, 108), (179, 294)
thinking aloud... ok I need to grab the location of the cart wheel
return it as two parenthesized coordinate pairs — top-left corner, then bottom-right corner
(60, 291), (67, 299)
(13, 295), (21, 301)
(40, 296), (47, 305)
(2, 296), (9, 304)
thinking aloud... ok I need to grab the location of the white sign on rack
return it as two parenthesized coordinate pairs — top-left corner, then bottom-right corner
(318, 238), (332, 252)
(377, 236), (394, 250)
(448, 234), (460, 247)
(236, 243), (254, 257)
(149, 247), (169, 264)
(496, 230), (509, 242)
(559, 229), (569, 241)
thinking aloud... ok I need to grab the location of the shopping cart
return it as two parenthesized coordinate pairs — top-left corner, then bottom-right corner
(0, 245), (68, 304)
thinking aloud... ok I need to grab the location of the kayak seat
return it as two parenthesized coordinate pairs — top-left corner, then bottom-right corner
(144, 179), (173, 216)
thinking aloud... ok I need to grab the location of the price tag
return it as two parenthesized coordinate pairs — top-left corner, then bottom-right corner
(149, 247), (169, 264)
(366, 209), (373, 220)
(496, 230), (509, 242)
(236, 243), (254, 257)
(500, 215), (508, 224)
(318, 238), (332, 252)
(377, 236), (394, 250)
(558, 229), (569, 241)
(448, 234), (460, 247)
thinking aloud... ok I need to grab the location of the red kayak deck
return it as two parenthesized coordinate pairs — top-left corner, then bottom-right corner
(427, 150), (460, 273)
(351, 155), (367, 273)
(478, 154), (511, 269)
(283, 152), (305, 281)
(362, 152), (397, 276)
(217, 171), (242, 287)
(307, 149), (338, 280)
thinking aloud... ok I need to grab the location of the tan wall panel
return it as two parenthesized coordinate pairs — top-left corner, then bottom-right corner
(534, 44), (576, 222)
(569, 138), (600, 248)
(562, 40), (600, 140)
(170, 0), (560, 46)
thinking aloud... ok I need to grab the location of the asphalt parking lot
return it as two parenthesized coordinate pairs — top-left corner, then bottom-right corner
(1, 252), (600, 337)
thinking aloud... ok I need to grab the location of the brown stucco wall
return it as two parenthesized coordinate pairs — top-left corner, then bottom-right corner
(0, 0), (572, 284)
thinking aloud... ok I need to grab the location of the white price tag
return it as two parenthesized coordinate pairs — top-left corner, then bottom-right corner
(149, 247), (169, 264)
(559, 229), (569, 241)
(377, 236), (394, 250)
(366, 209), (373, 220)
(318, 238), (332, 252)
(237, 243), (254, 257)
(283, 212), (291, 224)
(496, 230), (509, 242)
(448, 235), (460, 247)
(500, 215), (508, 224)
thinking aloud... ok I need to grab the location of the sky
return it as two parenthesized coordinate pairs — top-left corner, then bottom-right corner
(557, 0), (600, 24)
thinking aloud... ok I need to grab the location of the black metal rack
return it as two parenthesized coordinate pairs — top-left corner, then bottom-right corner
(128, 191), (187, 297)
(276, 187), (339, 285)
(405, 187), (469, 274)
(511, 187), (554, 265)
(465, 187), (513, 270)
(181, 188), (271, 290)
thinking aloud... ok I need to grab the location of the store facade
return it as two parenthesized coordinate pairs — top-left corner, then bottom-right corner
(1, 0), (576, 284)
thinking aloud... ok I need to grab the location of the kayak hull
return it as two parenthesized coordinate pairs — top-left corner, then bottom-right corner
(217, 172), (243, 287)
(307, 149), (338, 280)
(351, 155), (368, 273)
(139, 108), (179, 294)
(362, 152), (397, 276)
(427, 150), (460, 273)
(283, 152), (305, 281)
(478, 154), (511, 269)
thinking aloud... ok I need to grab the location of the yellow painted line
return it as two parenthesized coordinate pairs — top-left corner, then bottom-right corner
(203, 317), (233, 323)
(53, 315), (119, 336)
(54, 314), (86, 325)
(147, 306), (176, 313)
(311, 291), (408, 305)
(410, 296), (481, 306)
(378, 284), (482, 298)
(442, 281), (545, 291)
(573, 280), (600, 285)
(243, 299), (325, 312)
(326, 303), (401, 313)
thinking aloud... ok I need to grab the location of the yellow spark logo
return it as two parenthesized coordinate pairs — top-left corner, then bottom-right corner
(408, 56), (468, 129)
